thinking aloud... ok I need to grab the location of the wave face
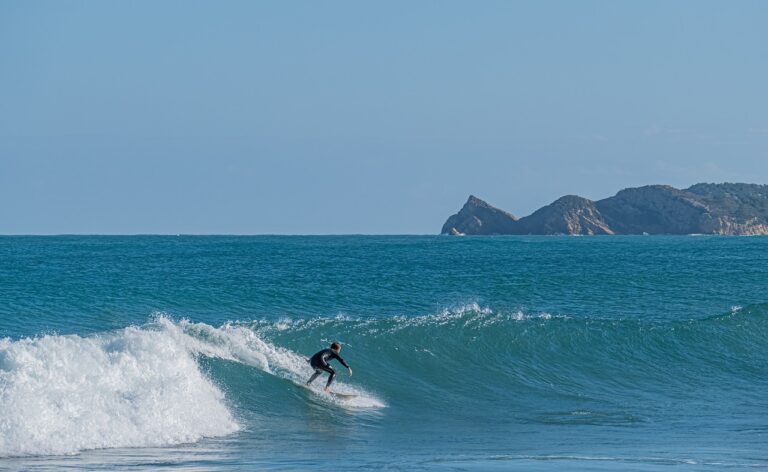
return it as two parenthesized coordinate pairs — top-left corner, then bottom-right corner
(253, 303), (768, 411)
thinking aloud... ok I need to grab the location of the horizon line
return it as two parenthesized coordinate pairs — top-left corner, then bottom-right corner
(0, 233), (758, 237)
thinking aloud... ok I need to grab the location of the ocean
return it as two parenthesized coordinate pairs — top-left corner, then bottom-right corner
(0, 235), (766, 471)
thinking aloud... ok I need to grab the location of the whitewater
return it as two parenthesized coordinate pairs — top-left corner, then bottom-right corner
(1, 235), (767, 470)
(0, 316), (384, 458)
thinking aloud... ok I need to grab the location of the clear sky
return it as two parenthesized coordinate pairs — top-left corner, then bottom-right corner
(1, 1), (767, 234)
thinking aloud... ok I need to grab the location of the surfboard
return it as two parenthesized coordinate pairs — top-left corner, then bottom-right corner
(295, 382), (358, 399)
(329, 392), (358, 399)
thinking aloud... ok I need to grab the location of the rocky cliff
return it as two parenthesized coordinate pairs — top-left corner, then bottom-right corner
(441, 183), (768, 235)
(517, 195), (614, 235)
(440, 195), (518, 235)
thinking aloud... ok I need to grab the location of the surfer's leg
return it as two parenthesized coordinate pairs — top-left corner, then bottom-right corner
(323, 366), (336, 389)
(306, 369), (323, 385)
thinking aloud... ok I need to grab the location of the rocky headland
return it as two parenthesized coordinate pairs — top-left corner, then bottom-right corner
(441, 183), (768, 236)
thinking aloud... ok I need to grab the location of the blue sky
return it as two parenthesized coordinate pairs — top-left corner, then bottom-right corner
(1, 1), (766, 234)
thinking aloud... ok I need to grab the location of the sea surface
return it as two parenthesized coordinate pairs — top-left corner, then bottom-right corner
(0, 235), (766, 471)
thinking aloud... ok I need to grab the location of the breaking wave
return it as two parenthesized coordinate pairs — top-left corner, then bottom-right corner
(2, 302), (766, 457)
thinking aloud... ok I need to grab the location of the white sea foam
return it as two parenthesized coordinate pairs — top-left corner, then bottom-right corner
(388, 304), (564, 331)
(0, 315), (386, 458)
(0, 321), (240, 457)
(387, 302), (492, 329)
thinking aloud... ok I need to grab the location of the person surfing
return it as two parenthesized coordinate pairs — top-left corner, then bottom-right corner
(306, 342), (352, 392)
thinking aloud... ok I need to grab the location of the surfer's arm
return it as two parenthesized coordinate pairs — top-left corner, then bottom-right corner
(332, 352), (351, 372)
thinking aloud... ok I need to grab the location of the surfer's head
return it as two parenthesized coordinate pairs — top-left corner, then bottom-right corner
(330, 342), (341, 352)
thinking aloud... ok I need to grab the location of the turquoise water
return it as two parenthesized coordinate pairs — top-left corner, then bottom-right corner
(1, 236), (766, 470)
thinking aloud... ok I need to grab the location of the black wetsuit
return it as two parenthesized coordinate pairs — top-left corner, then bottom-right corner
(306, 348), (350, 388)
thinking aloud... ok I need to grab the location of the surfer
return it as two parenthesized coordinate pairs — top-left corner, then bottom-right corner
(306, 342), (352, 392)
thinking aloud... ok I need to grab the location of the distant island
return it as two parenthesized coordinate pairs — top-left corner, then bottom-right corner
(441, 183), (768, 235)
